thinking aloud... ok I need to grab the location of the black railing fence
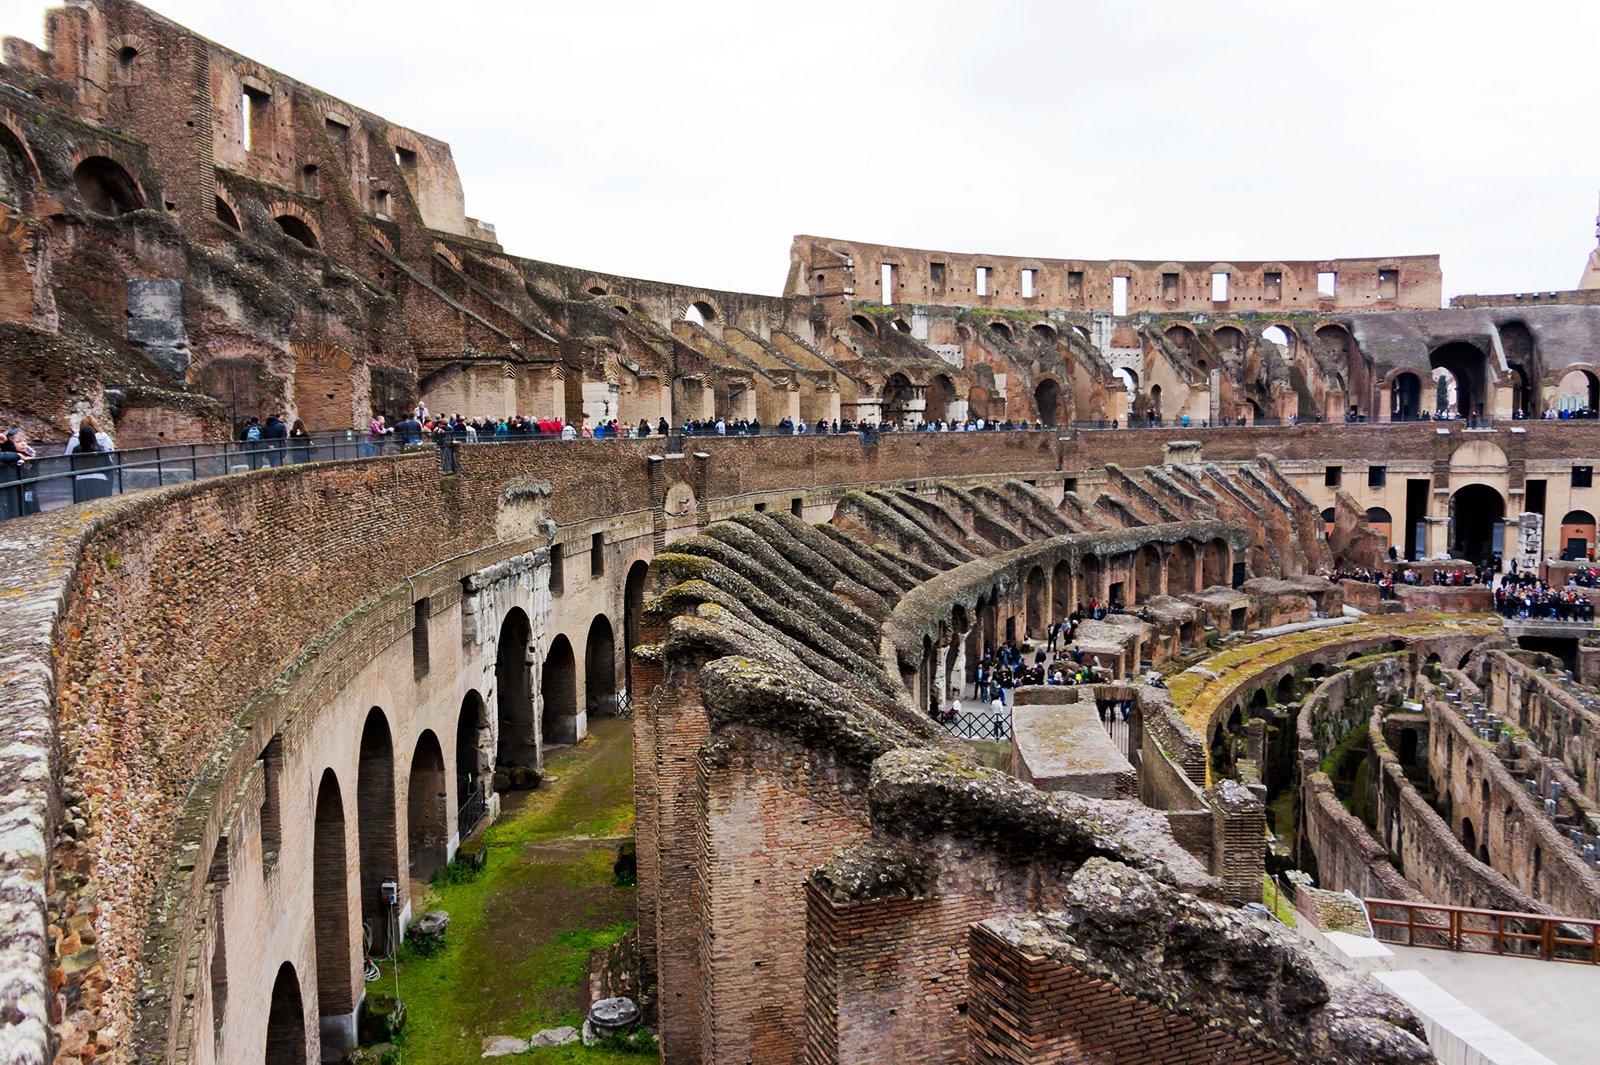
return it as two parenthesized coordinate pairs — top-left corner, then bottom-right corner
(938, 710), (1012, 742)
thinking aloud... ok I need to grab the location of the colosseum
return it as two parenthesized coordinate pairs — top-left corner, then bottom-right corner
(3, 2), (1600, 1064)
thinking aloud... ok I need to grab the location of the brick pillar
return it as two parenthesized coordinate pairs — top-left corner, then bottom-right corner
(1207, 781), (1267, 904)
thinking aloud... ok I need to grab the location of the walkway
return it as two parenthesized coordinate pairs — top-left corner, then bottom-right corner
(1383, 946), (1600, 1064)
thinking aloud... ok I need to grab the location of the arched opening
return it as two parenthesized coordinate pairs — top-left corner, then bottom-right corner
(1448, 484), (1505, 567)
(1560, 510), (1597, 560)
(1365, 507), (1393, 548)
(1249, 690), (1267, 718)
(1032, 322), (1058, 343)
(1500, 322), (1539, 416)
(624, 561), (650, 697)
(1460, 816), (1477, 857)
(881, 372), (916, 424)
(542, 634), (577, 745)
(407, 730), (448, 881)
(1213, 326), (1244, 354)
(988, 320), (1014, 342)
(455, 692), (486, 835)
(1025, 566), (1046, 637)
(1148, 383), (1162, 419)
(1203, 538), (1228, 587)
(1052, 560), (1072, 618)
(275, 214), (319, 249)
(682, 300), (716, 326)
(1136, 544), (1161, 603)
(1261, 325), (1291, 351)
(73, 156), (143, 215)
(495, 609), (534, 773)
(967, 385), (993, 422)
(358, 709), (399, 956)
(1113, 367), (1138, 397)
(0, 126), (37, 210)
(1430, 343), (1488, 419)
(1168, 540), (1196, 593)
(1164, 325), (1195, 354)
(585, 615), (617, 717)
(850, 313), (877, 335)
(264, 962), (306, 1065)
(1081, 556), (1104, 604)
(1034, 378), (1063, 426)
(1308, 662), (1327, 679)
(1391, 372), (1422, 421)
(891, 318), (911, 333)
(312, 771), (354, 1034)
(1275, 675), (1296, 704)
(1558, 368), (1600, 415)
(926, 374), (957, 424)
(214, 194), (240, 231)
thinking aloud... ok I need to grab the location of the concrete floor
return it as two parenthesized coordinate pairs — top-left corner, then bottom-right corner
(1386, 945), (1600, 1064)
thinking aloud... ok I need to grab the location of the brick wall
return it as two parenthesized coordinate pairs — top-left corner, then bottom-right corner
(966, 923), (1293, 1065)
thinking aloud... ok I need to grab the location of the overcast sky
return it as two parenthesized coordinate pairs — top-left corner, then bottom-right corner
(3, 0), (1598, 302)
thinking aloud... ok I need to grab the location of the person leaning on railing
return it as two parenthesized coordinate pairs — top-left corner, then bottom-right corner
(64, 416), (116, 502)
(2, 427), (40, 515)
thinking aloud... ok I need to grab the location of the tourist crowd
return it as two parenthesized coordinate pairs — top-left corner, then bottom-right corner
(1494, 572), (1597, 621)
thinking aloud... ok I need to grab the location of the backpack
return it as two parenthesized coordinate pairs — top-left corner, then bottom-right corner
(245, 425), (261, 441)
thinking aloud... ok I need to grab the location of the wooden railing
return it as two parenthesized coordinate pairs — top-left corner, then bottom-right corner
(1364, 897), (1600, 964)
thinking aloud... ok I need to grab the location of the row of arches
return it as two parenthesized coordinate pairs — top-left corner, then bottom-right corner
(259, 561), (653, 1061)
(879, 372), (1067, 425)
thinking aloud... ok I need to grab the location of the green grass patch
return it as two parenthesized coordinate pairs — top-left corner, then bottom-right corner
(375, 718), (643, 1064)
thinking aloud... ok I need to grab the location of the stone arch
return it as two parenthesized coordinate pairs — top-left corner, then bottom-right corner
(455, 691), (488, 828)
(1498, 320), (1540, 416)
(681, 296), (722, 326)
(495, 608), (535, 773)
(849, 313), (877, 335)
(358, 708), (399, 955)
(1032, 322), (1059, 343)
(0, 116), (41, 210)
(370, 229), (396, 256)
(1430, 341), (1490, 418)
(432, 242), (463, 272)
(583, 276), (610, 296)
(624, 561), (650, 697)
(1052, 559), (1073, 618)
(407, 730), (448, 881)
(542, 634), (578, 745)
(1034, 376), (1064, 425)
(213, 188), (242, 231)
(312, 770), (355, 1033)
(967, 385), (993, 421)
(1390, 369), (1423, 421)
(1136, 543), (1162, 602)
(72, 152), (145, 215)
(1275, 674), (1296, 703)
(1203, 538), (1228, 587)
(1449, 483), (1505, 566)
(264, 961), (306, 1065)
(925, 373), (958, 423)
(269, 201), (321, 250)
(881, 372), (916, 424)
(1461, 816), (1477, 857)
(291, 342), (363, 430)
(987, 320), (1015, 342)
(585, 615), (617, 716)
(1164, 324), (1197, 354)
(1559, 510), (1596, 559)
(1169, 540), (1196, 593)
(1260, 323), (1296, 351)
(1025, 565), (1046, 637)
(1556, 366), (1600, 413)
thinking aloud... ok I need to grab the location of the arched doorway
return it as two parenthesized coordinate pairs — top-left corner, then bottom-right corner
(495, 609), (534, 772)
(455, 692), (487, 837)
(312, 771), (354, 1047)
(881, 373), (915, 425)
(1034, 378), (1063, 426)
(1169, 541), (1196, 593)
(967, 385), (993, 422)
(264, 961), (306, 1065)
(407, 731), (448, 881)
(1391, 372), (1422, 421)
(358, 708), (399, 956)
(585, 616), (616, 717)
(1449, 484), (1505, 567)
(1052, 560), (1072, 619)
(1500, 322), (1540, 416)
(542, 634), (578, 745)
(1430, 343), (1488, 420)
(1558, 368), (1600, 415)
(1025, 566), (1046, 637)
(624, 561), (650, 697)
(927, 374), (957, 423)
(1560, 510), (1596, 560)
(1137, 544), (1161, 602)
(1203, 539), (1228, 587)
(73, 155), (144, 215)
(1366, 507), (1393, 549)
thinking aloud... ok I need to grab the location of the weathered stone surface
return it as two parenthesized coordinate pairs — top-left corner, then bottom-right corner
(480, 1034), (528, 1056)
(529, 1025), (579, 1047)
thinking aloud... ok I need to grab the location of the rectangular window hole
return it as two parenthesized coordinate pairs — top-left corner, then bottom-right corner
(1112, 276), (1129, 316)
(591, 532), (605, 576)
(976, 266), (989, 297)
(1263, 271), (1282, 300)
(549, 543), (564, 596)
(1325, 465), (1343, 487)
(1368, 465), (1387, 488)
(1021, 268), (1035, 299)
(1162, 272), (1179, 302)
(930, 261), (945, 289)
(881, 262), (894, 305)
(1378, 269), (1399, 300)
(412, 597), (430, 677)
(1318, 271), (1337, 299)
(1067, 271), (1084, 299)
(1211, 272), (1229, 302)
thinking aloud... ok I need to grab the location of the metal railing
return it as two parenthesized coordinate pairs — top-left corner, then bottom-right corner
(456, 782), (488, 841)
(938, 709), (1012, 741)
(0, 432), (392, 520)
(1364, 897), (1600, 964)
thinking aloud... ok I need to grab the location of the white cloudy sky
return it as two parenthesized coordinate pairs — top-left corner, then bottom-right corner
(3, 0), (1598, 301)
